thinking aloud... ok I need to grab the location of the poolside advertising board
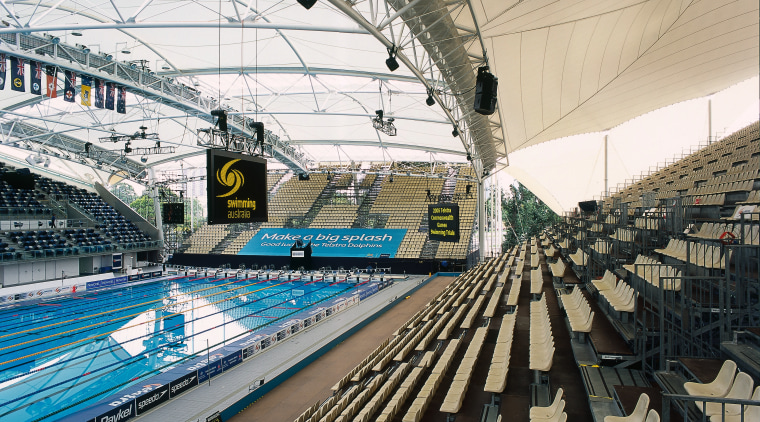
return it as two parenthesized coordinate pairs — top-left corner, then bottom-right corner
(238, 228), (407, 258)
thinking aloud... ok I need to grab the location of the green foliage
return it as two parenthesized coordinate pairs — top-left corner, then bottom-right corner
(109, 183), (137, 205)
(128, 187), (205, 230)
(501, 183), (560, 250)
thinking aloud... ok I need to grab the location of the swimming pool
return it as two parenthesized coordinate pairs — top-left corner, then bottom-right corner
(0, 274), (362, 421)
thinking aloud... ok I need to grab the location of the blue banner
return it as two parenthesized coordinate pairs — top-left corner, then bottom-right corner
(238, 228), (407, 258)
(86, 276), (129, 290)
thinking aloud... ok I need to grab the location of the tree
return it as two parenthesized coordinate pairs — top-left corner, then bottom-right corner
(109, 183), (137, 205)
(501, 183), (560, 250)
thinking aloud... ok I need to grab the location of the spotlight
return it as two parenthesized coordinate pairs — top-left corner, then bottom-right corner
(375, 109), (384, 120)
(389, 174), (394, 183)
(124, 142), (132, 153)
(211, 109), (228, 132)
(386, 46), (399, 72)
(466, 152), (471, 161)
(140, 156), (148, 163)
(452, 127), (459, 137)
(425, 89), (435, 106)
(297, 0), (317, 9)
(121, 48), (131, 54)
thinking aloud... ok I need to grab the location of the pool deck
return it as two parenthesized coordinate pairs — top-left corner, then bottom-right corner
(134, 274), (453, 422)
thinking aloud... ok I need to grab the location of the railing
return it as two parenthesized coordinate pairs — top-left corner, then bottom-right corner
(662, 393), (759, 422)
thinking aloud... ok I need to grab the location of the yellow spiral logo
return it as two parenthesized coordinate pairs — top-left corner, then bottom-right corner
(216, 159), (244, 197)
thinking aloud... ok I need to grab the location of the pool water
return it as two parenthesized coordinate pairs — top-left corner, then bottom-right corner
(0, 275), (359, 421)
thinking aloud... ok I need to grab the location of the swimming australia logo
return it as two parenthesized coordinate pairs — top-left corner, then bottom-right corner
(216, 159), (244, 198)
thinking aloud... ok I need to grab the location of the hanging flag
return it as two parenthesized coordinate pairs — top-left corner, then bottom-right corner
(63, 70), (76, 102)
(80, 75), (92, 106)
(105, 82), (115, 110)
(30, 60), (42, 95)
(117, 86), (126, 114)
(10, 56), (24, 92)
(94, 78), (104, 108)
(0, 54), (6, 90)
(45, 65), (57, 98)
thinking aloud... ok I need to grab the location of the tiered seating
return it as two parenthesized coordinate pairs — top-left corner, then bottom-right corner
(530, 267), (543, 296)
(592, 239), (612, 255)
(691, 222), (740, 240)
(309, 204), (359, 228)
(739, 189), (760, 204)
(402, 339), (462, 422)
(440, 326), (488, 414)
(529, 294), (555, 376)
(560, 288), (594, 337)
(568, 248), (588, 267)
(549, 258), (568, 280)
(684, 360), (737, 410)
(713, 386), (760, 422)
(610, 228), (637, 243)
(185, 223), (229, 254)
(597, 273), (636, 314)
(654, 239), (731, 269)
(604, 393), (652, 422)
(484, 311), (517, 393)
(623, 255), (681, 291)
(263, 173), (329, 227)
(222, 228), (259, 254)
(529, 388), (566, 422)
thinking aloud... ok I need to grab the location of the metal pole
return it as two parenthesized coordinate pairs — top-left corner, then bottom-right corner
(708, 98), (712, 144)
(604, 135), (608, 198)
(478, 179), (486, 262)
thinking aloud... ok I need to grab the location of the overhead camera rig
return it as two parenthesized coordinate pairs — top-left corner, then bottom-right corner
(372, 109), (397, 136)
(98, 126), (159, 143)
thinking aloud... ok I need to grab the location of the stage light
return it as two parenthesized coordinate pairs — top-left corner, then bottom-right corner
(211, 109), (228, 132)
(466, 152), (471, 161)
(386, 46), (399, 71)
(375, 109), (383, 120)
(297, 0), (317, 9)
(140, 156), (148, 163)
(452, 127), (459, 137)
(389, 174), (394, 183)
(426, 89), (435, 106)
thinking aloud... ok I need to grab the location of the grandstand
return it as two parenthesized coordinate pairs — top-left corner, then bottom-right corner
(0, 1), (757, 422)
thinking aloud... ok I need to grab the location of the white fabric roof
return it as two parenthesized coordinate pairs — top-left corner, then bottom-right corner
(0, 0), (756, 213)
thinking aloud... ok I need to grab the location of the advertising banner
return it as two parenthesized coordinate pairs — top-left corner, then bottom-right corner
(239, 228), (407, 258)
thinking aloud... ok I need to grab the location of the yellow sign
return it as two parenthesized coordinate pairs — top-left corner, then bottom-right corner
(216, 159), (244, 197)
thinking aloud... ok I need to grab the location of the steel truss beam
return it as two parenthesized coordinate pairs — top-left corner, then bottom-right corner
(0, 31), (309, 172)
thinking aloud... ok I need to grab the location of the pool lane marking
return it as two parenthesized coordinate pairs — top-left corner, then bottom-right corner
(0, 276), (270, 347)
(0, 278), (297, 366)
(0, 276), (259, 340)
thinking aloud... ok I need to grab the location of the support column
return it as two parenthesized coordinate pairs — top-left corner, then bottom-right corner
(604, 134), (608, 198)
(150, 168), (164, 245)
(708, 98), (712, 144)
(478, 178), (486, 262)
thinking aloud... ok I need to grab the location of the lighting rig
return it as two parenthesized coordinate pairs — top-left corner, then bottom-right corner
(197, 110), (265, 156)
(82, 126), (175, 162)
(372, 109), (397, 136)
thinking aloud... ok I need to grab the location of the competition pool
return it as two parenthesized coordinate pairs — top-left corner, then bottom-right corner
(0, 274), (363, 421)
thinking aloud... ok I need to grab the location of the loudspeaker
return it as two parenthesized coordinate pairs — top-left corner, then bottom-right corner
(578, 200), (597, 213)
(474, 67), (498, 115)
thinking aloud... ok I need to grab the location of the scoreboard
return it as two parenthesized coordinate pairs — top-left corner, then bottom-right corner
(428, 203), (460, 242)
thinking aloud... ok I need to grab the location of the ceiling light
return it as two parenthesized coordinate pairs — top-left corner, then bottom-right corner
(71, 31), (82, 36)
(452, 127), (459, 137)
(297, 0), (317, 9)
(386, 46), (399, 72)
(121, 49), (131, 54)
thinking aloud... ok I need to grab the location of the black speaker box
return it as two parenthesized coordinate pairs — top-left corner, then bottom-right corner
(578, 200), (598, 213)
(474, 67), (498, 115)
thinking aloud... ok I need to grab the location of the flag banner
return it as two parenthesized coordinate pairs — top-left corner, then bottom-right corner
(0, 54), (6, 90)
(45, 65), (57, 98)
(30, 60), (42, 95)
(63, 70), (76, 102)
(117, 86), (126, 114)
(94, 78), (104, 108)
(80, 76), (92, 106)
(105, 82), (115, 110)
(10, 56), (24, 92)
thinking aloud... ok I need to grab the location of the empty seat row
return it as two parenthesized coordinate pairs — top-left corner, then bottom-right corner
(560, 287), (594, 334)
(654, 239), (731, 269)
(529, 294), (555, 374)
(440, 326), (488, 414)
(484, 311), (518, 393)
(623, 255), (682, 291)
(569, 248), (589, 267)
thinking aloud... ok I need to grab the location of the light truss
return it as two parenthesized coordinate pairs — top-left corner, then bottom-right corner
(0, 31), (309, 173)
